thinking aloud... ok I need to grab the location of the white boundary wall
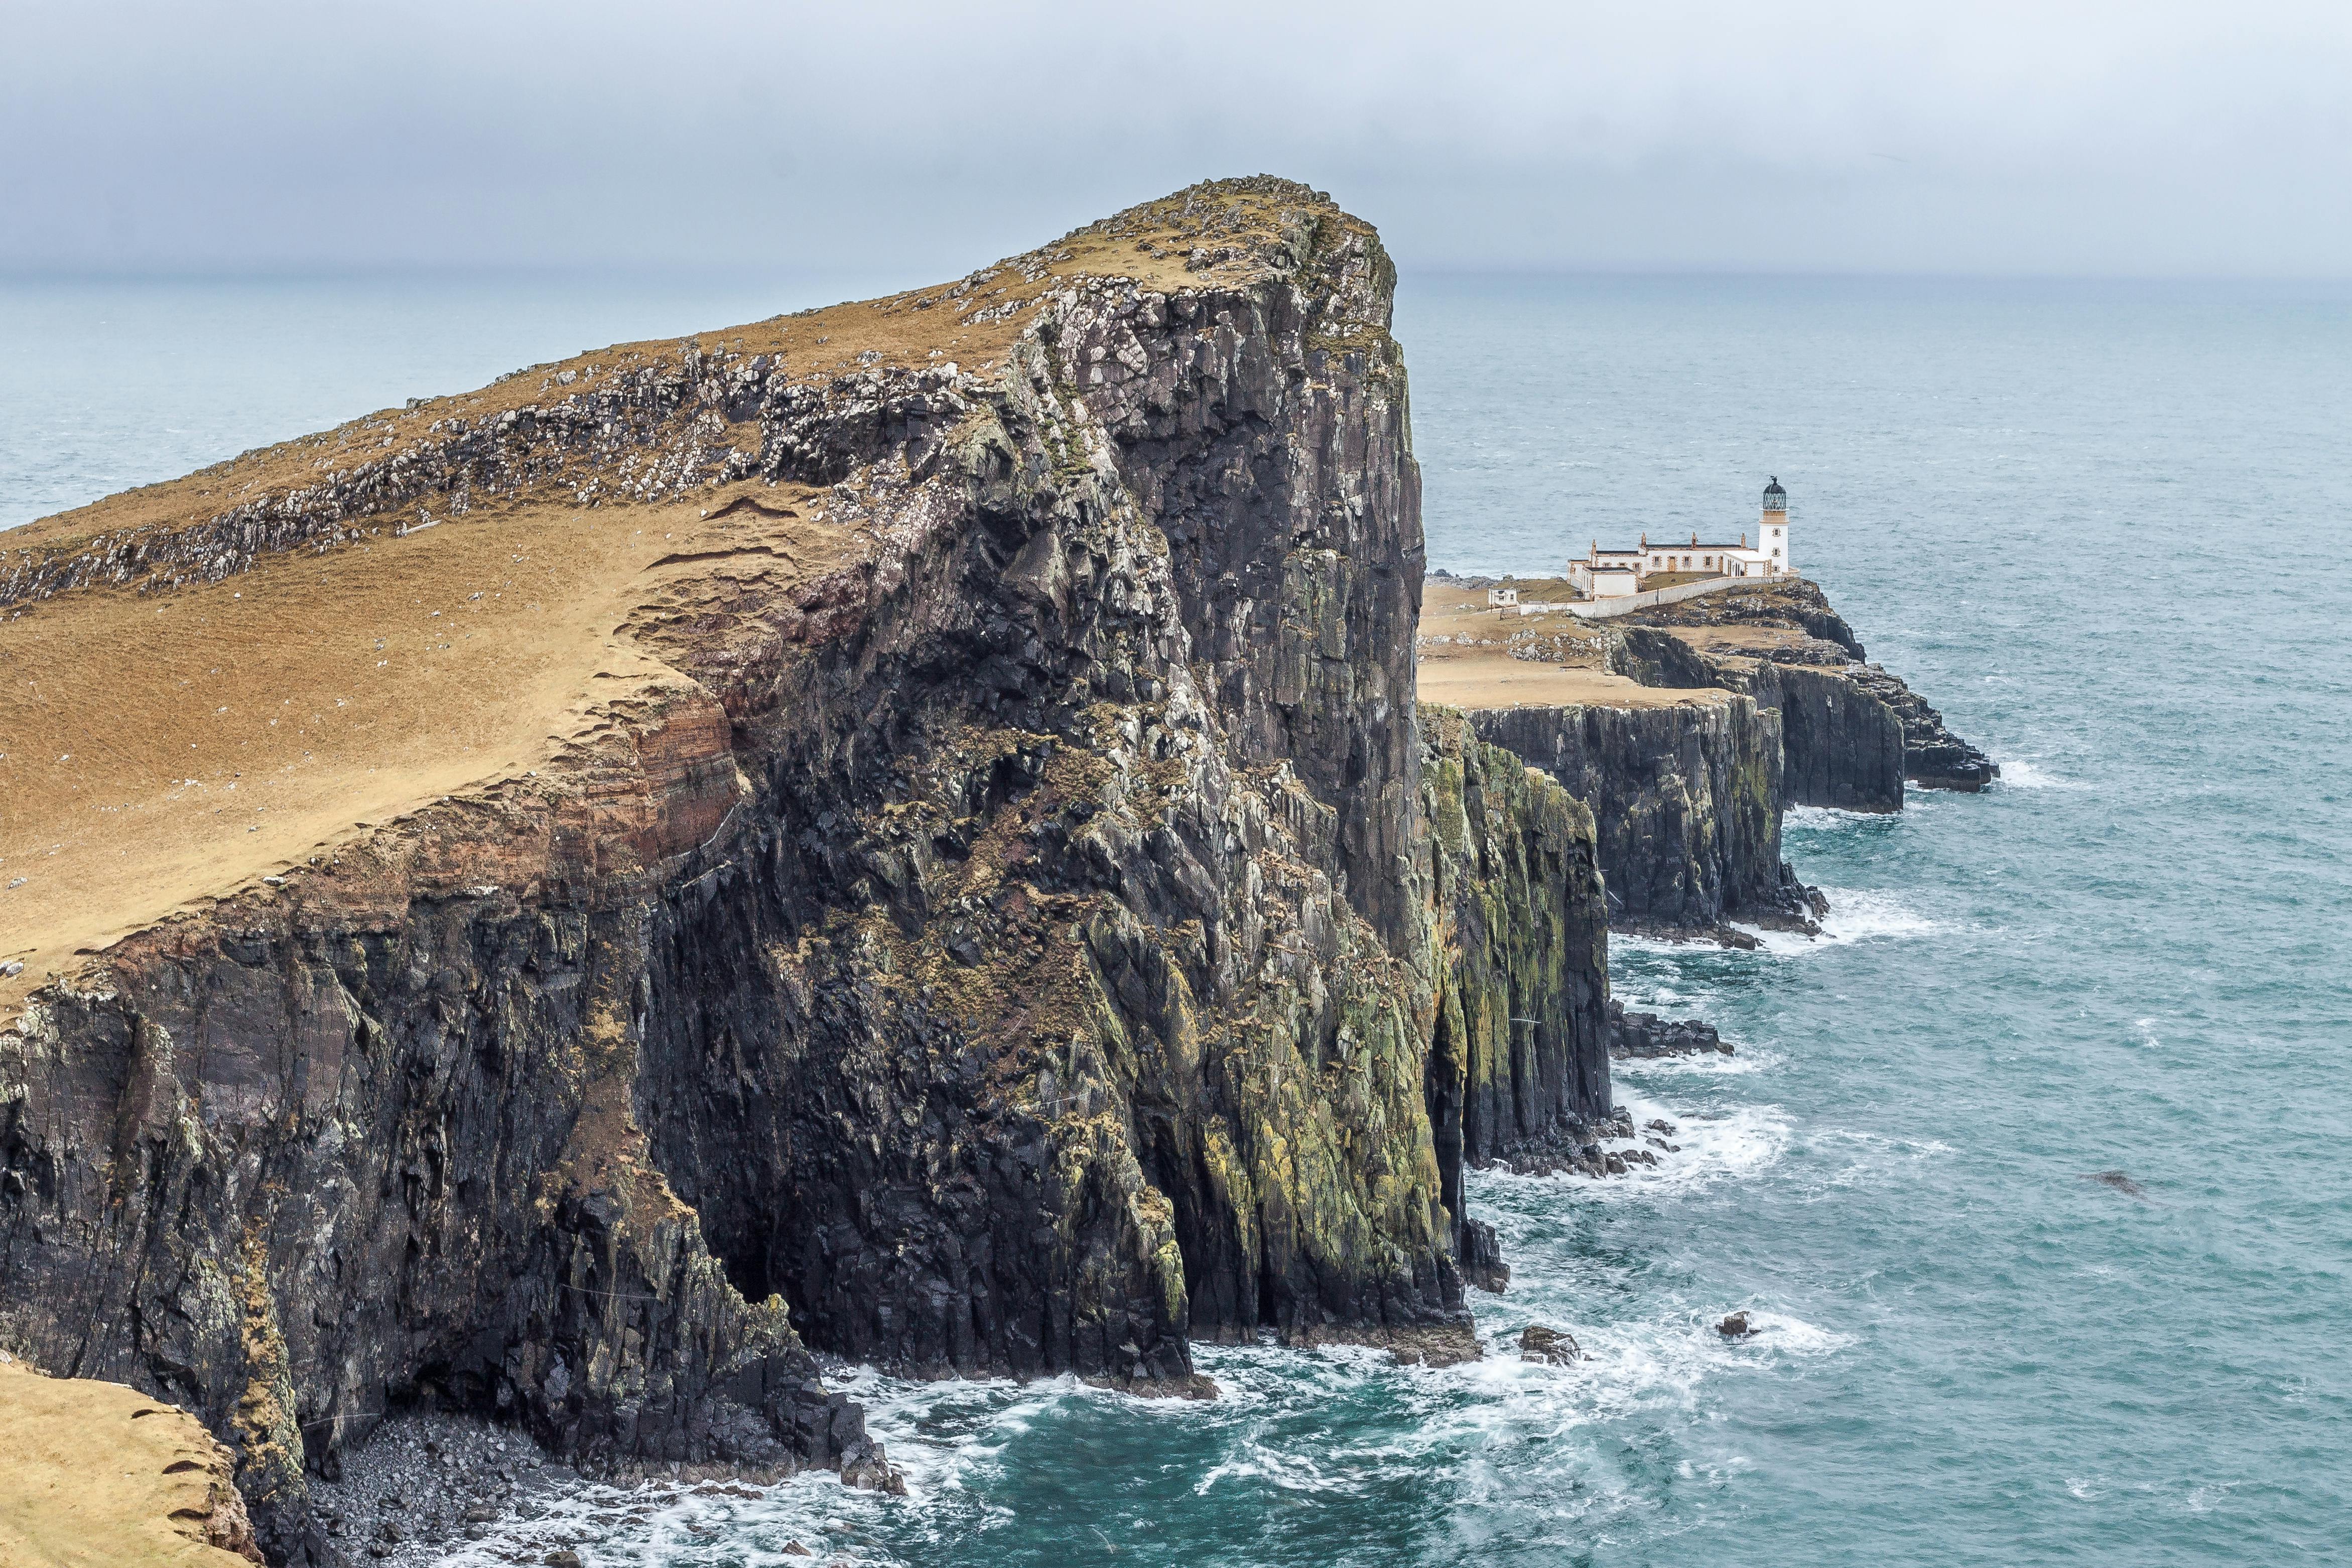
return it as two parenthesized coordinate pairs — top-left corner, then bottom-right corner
(1562, 574), (1777, 621)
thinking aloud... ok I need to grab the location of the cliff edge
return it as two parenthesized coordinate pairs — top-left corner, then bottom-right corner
(1, 179), (1617, 1562)
(0, 1354), (262, 1566)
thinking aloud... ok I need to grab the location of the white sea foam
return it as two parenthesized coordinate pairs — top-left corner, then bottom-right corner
(429, 1470), (906, 1568)
(1993, 756), (2088, 791)
(1785, 803), (1908, 831)
(1396, 1296), (1851, 1460)
(1475, 1084), (1792, 1198)
(1730, 886), (1939, 955)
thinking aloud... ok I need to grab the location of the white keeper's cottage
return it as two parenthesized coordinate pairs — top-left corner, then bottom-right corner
(1569, 478), (1795, 599)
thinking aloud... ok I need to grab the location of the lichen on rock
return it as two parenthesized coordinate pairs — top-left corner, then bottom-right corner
(0, 179), (1610, 1553)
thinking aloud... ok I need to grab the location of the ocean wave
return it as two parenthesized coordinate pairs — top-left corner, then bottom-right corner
(1993, 756), (2089, 791)
(1612, 1044), (1781, 1078)
(1805, 1127), (1956, 1159)
(1474, 1086), (1792, 1197)
(1605, 931), (1719, 961)
(1730, 887), (1939, 955)
(1785, 804), (1909, 831)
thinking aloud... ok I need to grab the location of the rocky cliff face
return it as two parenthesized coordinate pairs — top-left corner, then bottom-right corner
(1612, 625), (1907, 813)
(1417, 710), (1611, 1286)
(1, 180), (1600, 1561)
(1464, 699), (1818, 937)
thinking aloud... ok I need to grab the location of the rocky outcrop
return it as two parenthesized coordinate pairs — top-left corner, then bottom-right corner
(0, 180), (1565, 1554)
(1466, 699), (1819, 937)
(1838, 662), (2000, 791)
(1617, 582), (1996, 795)
(2, 880), (898, 1567)
(1635, 575), (1864, 660)
(1603, 998), (1730, 1059)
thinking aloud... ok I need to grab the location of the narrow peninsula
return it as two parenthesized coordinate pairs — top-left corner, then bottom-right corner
(0, 178), (1989, 1565)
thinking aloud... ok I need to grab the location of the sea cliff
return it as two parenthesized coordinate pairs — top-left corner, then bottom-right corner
(0, 179), (1990, 1566)
(1621, 580), (1998, 796)
(1466, 698), (1816, 937)
(0, 180), (1620, 1562)
(1414, 572), (1994, 945)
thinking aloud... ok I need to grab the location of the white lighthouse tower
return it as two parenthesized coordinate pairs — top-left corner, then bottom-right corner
(1759, 476), (1790, 575)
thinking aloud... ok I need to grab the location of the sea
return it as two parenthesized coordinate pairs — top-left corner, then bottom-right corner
(5, 268), (2349, 1565)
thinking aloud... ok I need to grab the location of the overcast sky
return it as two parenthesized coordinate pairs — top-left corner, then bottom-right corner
(6, 1), (2349, 281)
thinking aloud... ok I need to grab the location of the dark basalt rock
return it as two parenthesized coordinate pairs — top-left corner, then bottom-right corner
(1612, 624), (1905, 814)
(1612, 590), (1996, 800)
(1837, 662), (2001, 791)
(1604, 997), (1732, 1059)
(1467, 700), (1820, 935)
(1518, 1323), (1581, 1365)
(1419, 709), (1614, 1217)
(0, 182), (1612, 1553)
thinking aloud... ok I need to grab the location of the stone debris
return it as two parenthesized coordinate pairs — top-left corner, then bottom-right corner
(1518, 1324), (1582, 1365)
(1605, 998), (1734, 1059)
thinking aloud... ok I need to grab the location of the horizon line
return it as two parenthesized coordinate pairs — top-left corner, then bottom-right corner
(5, 260), (2349, 291)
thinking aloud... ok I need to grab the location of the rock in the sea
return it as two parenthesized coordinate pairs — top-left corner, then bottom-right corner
(1383, 1325), (1488, 1368)
(1605, 997), (1732, 1059)
(1518, 1324), (1581, 1365)
(1718, 1312), (1756, 1338)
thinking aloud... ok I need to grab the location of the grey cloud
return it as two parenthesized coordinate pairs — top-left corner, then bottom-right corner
(5, 0), (2347, 278)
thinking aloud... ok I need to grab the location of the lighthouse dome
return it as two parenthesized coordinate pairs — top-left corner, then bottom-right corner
(1762, 476), (1786, 510)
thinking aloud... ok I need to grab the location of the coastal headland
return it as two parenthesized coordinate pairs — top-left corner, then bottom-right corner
(0, 179), (1989, 1564)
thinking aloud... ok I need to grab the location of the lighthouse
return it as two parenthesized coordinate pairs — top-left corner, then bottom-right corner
(1564, 475), (1799, 597)
(1759, 477), (1790, 575)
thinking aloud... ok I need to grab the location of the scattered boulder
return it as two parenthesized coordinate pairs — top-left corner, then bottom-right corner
(1518, 1324), (1581, 1365)
(1718, 1312), (1755, 1338)
(1384, 1324), (1486, 1368)
(1605, 998), (1732, 1059)
(2085, 1169), (2148, 1199)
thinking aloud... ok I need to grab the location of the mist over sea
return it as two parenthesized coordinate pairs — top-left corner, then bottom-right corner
(7, 269), (2349, 1565)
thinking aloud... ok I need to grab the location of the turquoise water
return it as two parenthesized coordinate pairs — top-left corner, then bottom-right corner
(7, 272), (2349, 1563)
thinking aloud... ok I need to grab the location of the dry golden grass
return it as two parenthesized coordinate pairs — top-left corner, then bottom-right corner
(1414, 582), (1730, 711)
(0, 181), (1337, 1020)
(0, 1358), (255, 1567)
(0, 483), (840, 1016)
